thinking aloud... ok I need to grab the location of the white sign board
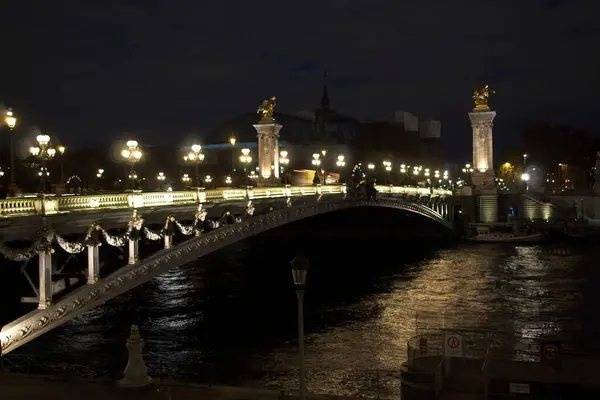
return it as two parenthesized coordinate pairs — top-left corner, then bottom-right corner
(509, 383), (530, 394)
(444, 333), (463, 357)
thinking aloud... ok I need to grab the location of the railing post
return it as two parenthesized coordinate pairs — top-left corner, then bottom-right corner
(197, 188), (206, 203)
(37, 249), (53, 309)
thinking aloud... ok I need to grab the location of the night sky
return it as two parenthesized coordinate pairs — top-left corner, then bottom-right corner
(2, 0), (599, 160)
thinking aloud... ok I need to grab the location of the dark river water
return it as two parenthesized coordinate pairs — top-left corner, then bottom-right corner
(3, 208), (600, 397)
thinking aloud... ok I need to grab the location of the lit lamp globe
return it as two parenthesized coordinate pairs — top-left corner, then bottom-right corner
(290, 252), (309, 287)
(37, 134), (50, 146)
(5, 109), (17, 129)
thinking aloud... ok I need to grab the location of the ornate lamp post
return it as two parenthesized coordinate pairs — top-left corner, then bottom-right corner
(280, 150), (290, 172)
(30, 134), (57, 192)
(4, 109), (17, 186)
(229, 135), (236, 174)
(239, 148), (252, 185)
(311, 153), (321, 184)
(320, 149), (327, 184)
(120, 140), (143, 189)
(186, 144), (205, 187)
(57, 145), (66, 183)
(335, 155), (346, 168)
(181, 173), (191, 184)
(157, 172), (166, 190)
(290, 253), (309, 400)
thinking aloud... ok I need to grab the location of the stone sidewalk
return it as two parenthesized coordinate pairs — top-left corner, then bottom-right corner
(0, 374), (359, 400)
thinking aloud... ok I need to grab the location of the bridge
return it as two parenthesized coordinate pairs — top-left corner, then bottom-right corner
(0, 184), (454, 356)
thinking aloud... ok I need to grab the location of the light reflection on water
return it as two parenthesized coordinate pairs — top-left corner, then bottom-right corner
(13, 241), (594, 398)
(257, 244), (587, 396)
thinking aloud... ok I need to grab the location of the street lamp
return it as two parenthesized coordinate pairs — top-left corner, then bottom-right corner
(382, 160), (392, 172)
(229, 135), (237, 173)
(30, 134), (58, 192)
(4, 109), (17, 186)
(56, 145), (66, 183)
(186, 144), (205, 187)
(320, 150), (327, 184)
(367, 163), (375, 170)
(290, 252), (309, 400)
(239, 148), (252, 185)
(336, 155), (346, 168)
(157, 172), (166, 189)
(523, 153), (528, 167)
(205, 175), (213, 186)
(280, 150), (290, 173)
(225, 175), (232, 185)
(181, 173), (191, 184)
(121, 140), (143, 188)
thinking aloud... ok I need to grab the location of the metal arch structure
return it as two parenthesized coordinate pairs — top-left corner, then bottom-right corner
(0, 195), (453, 355)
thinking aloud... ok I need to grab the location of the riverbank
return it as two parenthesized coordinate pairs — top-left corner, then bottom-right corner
(0, 373), (361, 400)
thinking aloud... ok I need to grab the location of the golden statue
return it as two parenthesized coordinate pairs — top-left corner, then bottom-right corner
(473, 85), (494, 109)
(257, 96), (276, 122)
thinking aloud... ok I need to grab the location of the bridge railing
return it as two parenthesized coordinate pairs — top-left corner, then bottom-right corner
(0, 185), (452, 218)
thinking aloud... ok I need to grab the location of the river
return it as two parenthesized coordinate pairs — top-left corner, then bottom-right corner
(5, 207), (599, 397)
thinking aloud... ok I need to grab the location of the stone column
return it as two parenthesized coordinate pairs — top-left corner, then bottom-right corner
(87, 245), (100, 284)
(38, 249), (53, 309)
(469, 108), (497, 189)
(253, 121), (283, 186)
(118, 325), (152, 387)
(128, 238), (139, 264)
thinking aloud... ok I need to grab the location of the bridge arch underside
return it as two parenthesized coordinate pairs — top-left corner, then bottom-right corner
(1, 198), (453, 355)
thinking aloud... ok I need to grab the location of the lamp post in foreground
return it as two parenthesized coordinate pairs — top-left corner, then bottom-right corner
(4, 109), (17, 186)
(290, 252), (309, 400)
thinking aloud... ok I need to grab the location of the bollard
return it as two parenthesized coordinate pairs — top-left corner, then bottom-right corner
(118, 325), (152, 388)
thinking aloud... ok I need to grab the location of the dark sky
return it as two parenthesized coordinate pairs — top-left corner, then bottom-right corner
(1, 0), (599, 160)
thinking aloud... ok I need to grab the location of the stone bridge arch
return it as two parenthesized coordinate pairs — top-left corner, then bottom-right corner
(0, 197), (453, 355)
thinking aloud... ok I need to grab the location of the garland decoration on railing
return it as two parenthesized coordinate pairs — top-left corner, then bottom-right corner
(245, 201), (255, 218)
(194, 206), (208, 236)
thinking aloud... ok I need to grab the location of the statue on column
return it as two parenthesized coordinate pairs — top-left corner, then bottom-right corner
(473, 85), (494, 109)
(257, 96), (277, 122)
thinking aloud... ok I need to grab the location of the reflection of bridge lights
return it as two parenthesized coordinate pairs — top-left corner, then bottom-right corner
(336, 154), (346, 167)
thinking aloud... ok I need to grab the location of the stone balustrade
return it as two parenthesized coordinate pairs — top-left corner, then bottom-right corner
(0, 185), (452, 218)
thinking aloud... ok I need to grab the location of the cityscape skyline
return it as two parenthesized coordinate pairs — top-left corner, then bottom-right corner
(1, 1), (599, 159)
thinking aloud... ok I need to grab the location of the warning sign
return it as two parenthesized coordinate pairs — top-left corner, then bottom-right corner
(444, 333), (463, 357)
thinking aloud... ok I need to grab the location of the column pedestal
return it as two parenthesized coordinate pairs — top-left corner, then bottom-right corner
(477, 189), (499, 224)
(253, 121), (282, 186)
